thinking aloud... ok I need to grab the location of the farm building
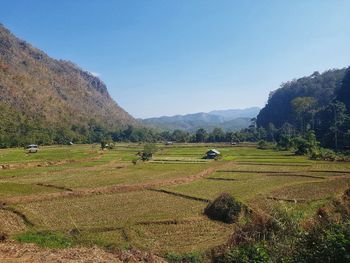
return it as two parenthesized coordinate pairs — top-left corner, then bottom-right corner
(206, 149), (220, 159)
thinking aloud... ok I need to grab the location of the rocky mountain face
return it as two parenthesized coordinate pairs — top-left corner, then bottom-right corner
(0, 24), (137, 130)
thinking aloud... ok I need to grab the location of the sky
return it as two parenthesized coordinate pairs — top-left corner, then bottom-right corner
(1, 1), (350, 118)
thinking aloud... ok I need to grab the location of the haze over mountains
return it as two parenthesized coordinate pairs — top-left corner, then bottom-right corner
(141, 107), (260, 132)
(0, 24), (136, 131)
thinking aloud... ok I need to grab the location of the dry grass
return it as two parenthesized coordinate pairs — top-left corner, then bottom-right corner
(130, 219), (232, 254)
(0, 210), (27, 235)
(15, 191), (207, 230)
(2, 144), (350, 255)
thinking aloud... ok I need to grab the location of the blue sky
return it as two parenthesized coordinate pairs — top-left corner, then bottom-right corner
(1, 1), (350, 118)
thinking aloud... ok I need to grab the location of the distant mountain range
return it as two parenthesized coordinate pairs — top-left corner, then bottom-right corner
(141, 107), (260, 132)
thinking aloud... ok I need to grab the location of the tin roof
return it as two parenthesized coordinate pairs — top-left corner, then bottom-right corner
(207, 149), (220, 154)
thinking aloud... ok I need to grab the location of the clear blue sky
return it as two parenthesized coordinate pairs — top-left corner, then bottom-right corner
(1, 1), (349, 118)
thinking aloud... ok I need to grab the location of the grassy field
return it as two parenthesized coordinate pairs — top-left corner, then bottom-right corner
(0, 143), (350, 256)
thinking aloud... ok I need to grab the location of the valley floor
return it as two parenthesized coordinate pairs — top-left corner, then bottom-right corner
(0, 143), (349, 261)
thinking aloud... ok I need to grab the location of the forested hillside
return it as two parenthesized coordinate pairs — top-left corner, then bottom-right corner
(337, 68), (350, 111)
(0, 24), (137, 146)
(257, 68), (350, 150)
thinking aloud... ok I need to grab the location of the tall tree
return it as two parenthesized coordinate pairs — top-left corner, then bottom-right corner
(195, 128), (208, 143)
(329, 101), (349, 150)
(336, 67), (350, 112)
(291, 97), (317, 134)
(209, 128), (225, 142)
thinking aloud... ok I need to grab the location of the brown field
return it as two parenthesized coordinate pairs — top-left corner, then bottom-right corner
(0, 143), (350, 258)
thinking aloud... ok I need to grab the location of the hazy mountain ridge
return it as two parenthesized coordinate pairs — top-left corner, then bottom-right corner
(141, 107), (260, 132)
(0, 24), (137, 130)
(209, 107), (261, 121)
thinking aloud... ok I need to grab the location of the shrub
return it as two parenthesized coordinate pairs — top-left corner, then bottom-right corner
(292, 136), (310, 155)
(220, 243), (271, 263)
(334, 154), (350, 162)
(107, 143), (115, 150)
(212, 189), (350, 263)
(276, 135), (293, 150)
(292, 222), (350, 263)
(204, 193), (242, 223)
(310, 148), (337, 161)
(292, 131), (319, 156)
(229, 213), (278, 246)
(257, 140), (268, 150)
(141, 143), (157, 161)
(100, 140), (108, 150)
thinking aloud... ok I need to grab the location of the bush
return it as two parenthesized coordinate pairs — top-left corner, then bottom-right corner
(212, 188), (350, 263)
(310, 148), (337, 161)
(107, 143), (115, 150)
(292, 136), (310, 155)
(100, 140), (108, 150)
(276, 135), (293, 150)
(292, 222), (350, 263)
(204, 193), (242, 223)
(141, 143), (157, 161)
(257, 140), (268, 150)
(290, 131), (320, 156)
(220, 243), (271, 263)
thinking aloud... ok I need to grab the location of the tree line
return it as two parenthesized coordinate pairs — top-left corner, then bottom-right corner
(1, 67), (350, 150)
(0, 107), (262, 148)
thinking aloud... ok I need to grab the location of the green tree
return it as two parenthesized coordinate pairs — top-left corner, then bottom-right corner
(195, 128), (208, 143)
(209, 128), (225, 142)
(329, 101), (349, 151)
(266, 123), (278, 142)
(141, 143), (157, 161)
(277, 135), (293, 150)
(172, 130), (190, 142)
(291, 97), (317, 134)
(293, 131), (319, 155)
(336, 67), (350, 112)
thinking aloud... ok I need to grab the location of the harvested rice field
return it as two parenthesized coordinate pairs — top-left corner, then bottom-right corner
(1, 143), (350, 257)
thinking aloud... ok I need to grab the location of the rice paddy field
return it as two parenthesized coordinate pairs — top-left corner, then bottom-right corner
(0, 143), (350, 256)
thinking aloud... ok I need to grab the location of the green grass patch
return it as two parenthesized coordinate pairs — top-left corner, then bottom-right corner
(0, 182), (59, 198)
(14, 231), (74, 248)
(166, 252), (203, 263)
(0, 145), (98, 164)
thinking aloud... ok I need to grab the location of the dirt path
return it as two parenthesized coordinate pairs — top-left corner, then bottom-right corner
(0, 241), (166, 263)
(2, 162), (233, 205)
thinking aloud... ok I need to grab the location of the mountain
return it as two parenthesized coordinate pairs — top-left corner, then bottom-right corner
(336, 67), (350, 111)
(0, 24), (137, 145)
(209, 107), (260, 121)
(257, 69), (346, 128)
(141, 107), (260, 132)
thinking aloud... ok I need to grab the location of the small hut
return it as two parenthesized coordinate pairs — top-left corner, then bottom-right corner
(206, 149), (221, 159)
